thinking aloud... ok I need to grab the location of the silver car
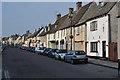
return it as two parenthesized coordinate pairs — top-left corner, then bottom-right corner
(54, 49), (68, 60)
(64, 50), (88, 64)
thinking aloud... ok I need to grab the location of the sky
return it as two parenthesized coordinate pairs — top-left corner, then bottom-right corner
(2, 2), (90, 37)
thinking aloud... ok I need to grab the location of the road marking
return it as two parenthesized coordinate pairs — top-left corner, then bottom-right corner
(0, 69), (2, 79)
(4, 70), (10, 79)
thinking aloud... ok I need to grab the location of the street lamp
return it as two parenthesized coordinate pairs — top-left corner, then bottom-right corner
(68, 8), (73, 50)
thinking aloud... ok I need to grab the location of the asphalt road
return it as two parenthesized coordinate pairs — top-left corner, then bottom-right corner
(2, 46), (118, 78)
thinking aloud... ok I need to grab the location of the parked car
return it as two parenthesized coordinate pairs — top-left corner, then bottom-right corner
(54, 49), (68, 60)
(48, 49), (58, 58)
(42, 48), (52, 56)
(64, 50), (88, 64)
(35, 47), (41, 53)
(37, 47), (46, 55)
(30, 47), (35, 52)
(21, 46), (27, 50)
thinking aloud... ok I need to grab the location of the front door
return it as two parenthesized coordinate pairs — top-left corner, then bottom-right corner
(102, 41), (106, 58)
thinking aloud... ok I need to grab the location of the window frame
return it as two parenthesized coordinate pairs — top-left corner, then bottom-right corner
(90, 21), (98, 31)
(90, 42), (98, 52)
(76, 26), (80, 35)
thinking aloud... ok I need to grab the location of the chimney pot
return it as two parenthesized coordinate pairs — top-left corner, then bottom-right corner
(69, 8), (74, 14)
(48, 23), (51, 26)
(56, 13), (61, 20)
(76, 2), (82, 11)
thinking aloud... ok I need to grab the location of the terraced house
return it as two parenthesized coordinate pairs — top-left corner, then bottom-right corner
(75, 2), (98, 52)
(27, 28), (43, 47)
(21, 30), (32, 47)
(57, 2), (93, 50)
(85, 2), (118, 61)
(38, 25), (52, 47)
(48, 14), (68, 49)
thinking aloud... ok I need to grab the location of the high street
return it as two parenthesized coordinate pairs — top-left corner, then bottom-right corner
(2, 46), (118, 78)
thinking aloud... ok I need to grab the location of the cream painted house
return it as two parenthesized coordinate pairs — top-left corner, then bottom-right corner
(58, 2), (92, 50)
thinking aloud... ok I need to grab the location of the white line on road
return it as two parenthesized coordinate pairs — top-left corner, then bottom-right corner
(4, 70), (10, 79)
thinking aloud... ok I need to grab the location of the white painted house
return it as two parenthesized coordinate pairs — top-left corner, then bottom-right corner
(87, 15), (109, 57)
(86, 2), (118, 60)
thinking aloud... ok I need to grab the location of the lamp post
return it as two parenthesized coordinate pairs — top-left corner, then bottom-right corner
(68, 8), (73, 50)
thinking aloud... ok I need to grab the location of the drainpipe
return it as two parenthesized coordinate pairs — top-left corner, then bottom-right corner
(108, 14), (111, 60)
(118, 16), (120, 76)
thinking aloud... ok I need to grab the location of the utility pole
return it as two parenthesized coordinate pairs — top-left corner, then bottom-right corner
(68, 8), (73, 50)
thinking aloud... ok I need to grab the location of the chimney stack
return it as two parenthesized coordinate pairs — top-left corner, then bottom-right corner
(76, 2), (82, 11)
(56, 13), (61, 20)
(26, 30), (30, 34)
(69, 8), (74, 14)
(48, 23), (51, 26)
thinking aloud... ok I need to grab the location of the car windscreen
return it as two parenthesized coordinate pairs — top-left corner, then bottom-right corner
(52, 49), (57, 52)
(58, 50), (67, 53)
(46, 48), (51, 51)
(39, 47), (44, 50)
(75, 51), (85, 55)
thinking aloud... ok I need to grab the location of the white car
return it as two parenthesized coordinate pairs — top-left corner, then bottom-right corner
(0, 46), (2, 53)
(35, 47), (46, 55)
(54, 49), (68, 60)
(35, 47), (41, 53)
(64, 50), (88, 64)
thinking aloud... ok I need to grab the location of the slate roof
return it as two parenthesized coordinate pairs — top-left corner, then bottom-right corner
(2, 37), (9, 41)
(38, 26), (49, 36)
(29, 28), (43, 38)
(48, 14), (68, 34)
(94, 2), (116, 18)
(59, 2), (93, 30)
(10, 34), (20, 40)
(76, 2), (116, 26)
(46, 24), (56, 34)
(76, 2), (98, 26)
(22, 32), (32, 40)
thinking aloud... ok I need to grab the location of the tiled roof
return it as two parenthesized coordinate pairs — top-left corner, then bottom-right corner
(22, 32), (32, 40)
(48, 14), (68, 34)
(46, 24), (56, 34)
(93, 2), (116, 19)
(2, 37), (9, 41)
(76, 2), (116, 26)
(76, 2), (98, 26)
(10, 34), (20, 40)
(29, 28), (43, 38)
(59, 2), (93, 30)
(38, 26), (49, 36)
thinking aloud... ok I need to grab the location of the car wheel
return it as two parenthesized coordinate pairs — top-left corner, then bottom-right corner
(58, 56), (61, 60)
(71, 60), (75, 64)
(64, 57), (67, 62)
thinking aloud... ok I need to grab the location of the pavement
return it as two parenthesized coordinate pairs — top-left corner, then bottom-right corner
(88, 57), (118, 69)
